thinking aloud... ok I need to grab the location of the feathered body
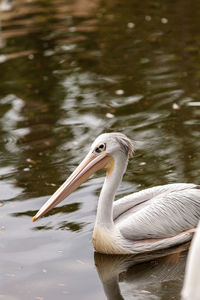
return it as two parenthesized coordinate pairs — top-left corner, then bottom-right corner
(182, 221), (200, 300)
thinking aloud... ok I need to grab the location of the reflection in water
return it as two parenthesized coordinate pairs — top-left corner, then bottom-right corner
(12, 201), (84, 231)
(95, 244), (190, 300)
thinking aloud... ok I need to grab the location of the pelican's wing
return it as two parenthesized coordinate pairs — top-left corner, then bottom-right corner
(113, 183), (197, 220)
(114, 183), (200, 240)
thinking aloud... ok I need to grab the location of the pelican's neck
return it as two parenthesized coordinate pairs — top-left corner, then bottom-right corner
(95, 153), (128, 228)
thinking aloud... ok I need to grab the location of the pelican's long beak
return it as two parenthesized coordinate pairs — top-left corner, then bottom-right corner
(32, 152), (113, 222)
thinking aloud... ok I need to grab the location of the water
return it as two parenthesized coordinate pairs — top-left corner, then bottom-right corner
(0, 0), (200, 299)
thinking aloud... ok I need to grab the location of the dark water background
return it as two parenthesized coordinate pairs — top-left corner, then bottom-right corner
(0, 0), (200, 299)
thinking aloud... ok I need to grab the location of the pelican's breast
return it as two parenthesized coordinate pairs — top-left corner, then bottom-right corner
(92, 226), (130, 255)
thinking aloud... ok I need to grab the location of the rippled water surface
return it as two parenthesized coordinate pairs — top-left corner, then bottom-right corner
(1, 0), (200, 299)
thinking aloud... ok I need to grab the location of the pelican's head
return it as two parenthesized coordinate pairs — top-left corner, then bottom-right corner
(91, 132), (134, 158)
(32, 132), (134, 222)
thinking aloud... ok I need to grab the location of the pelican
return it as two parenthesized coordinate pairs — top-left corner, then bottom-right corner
(181, 221), (200, 300)
(32, 132), (200, 254)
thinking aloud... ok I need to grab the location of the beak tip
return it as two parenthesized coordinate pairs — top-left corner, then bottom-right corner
(32, 216), (36, 222)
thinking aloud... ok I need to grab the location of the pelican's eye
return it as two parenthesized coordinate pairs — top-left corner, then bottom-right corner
(94, 143), (106, 153)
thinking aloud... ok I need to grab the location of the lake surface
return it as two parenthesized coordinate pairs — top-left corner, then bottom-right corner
(0, 0), (200, 299)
